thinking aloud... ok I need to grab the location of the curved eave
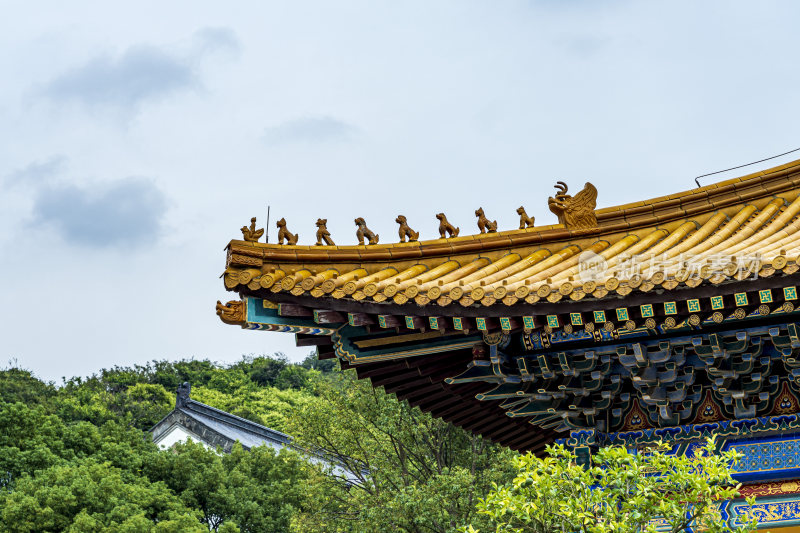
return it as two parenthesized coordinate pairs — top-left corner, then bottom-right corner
(227, 159), (800, 265)
(224, 159), (800, 310)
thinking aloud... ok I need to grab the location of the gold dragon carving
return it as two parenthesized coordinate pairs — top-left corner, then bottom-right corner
(547, 181), (598, 230)
(216, 300), (246, 325)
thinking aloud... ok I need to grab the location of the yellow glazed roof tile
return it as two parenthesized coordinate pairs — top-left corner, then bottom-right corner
(225, 159), (800, 309)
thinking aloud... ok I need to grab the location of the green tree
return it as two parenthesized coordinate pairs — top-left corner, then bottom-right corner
(147, 440), (310, 532)
(0, 367), (56, 406)
(464, 439), (758, 533)
(300, 351), (338, 374)
(0, 459), (206, 533)
(289, 369), (514, 533)
(0, 366), (313, 533)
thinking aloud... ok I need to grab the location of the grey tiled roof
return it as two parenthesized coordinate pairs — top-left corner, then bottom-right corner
(178, 398), (291, 449)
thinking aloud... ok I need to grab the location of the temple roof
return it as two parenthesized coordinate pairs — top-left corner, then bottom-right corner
(218, 159), (800, 454)
(151, 384), (292, 451)
(225, 159), (800, 311)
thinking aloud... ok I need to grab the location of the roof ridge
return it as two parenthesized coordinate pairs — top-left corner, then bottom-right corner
(225, 159), (800, 265)
(182, 399), (291, 442)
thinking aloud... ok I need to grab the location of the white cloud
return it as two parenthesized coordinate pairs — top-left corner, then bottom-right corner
(38, 27), (239, 112)
(263, 116), (358, 146)
(32, 177), (168, 248)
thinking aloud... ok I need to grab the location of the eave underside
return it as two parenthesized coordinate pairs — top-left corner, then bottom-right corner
(334, 348), (554, 453)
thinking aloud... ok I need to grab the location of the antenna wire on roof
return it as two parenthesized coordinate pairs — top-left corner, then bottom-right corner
(694, 146), (800, 187)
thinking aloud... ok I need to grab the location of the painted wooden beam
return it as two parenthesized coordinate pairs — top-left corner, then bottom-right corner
(347, 312), (375, 326)
(278, 303), (312, 317)
(313, 310), (345, 324)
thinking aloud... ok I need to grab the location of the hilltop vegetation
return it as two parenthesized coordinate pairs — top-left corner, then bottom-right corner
(0, 354), (513, 532)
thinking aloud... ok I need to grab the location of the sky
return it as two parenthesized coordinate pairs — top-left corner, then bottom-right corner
(2, 1), (800, 381)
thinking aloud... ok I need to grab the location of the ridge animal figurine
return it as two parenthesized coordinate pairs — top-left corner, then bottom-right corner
(436, 213), (460, 238)
(276, 218), (298, 245)
(475, 207), (498, 233)
(355, 217), (379, 245)
(315, 218), (335, 246)
(395, 215), (419, 242)
(241, 217), (264, 242)
(517, 206), (534, 229)
(548, 181), (598, 230)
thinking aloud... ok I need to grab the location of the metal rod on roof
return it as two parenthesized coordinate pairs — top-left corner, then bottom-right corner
(694, 146), (800, 188)
(265, 205), (271, 243)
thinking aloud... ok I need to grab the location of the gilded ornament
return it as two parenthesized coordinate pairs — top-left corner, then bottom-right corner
(240, 217), (264, 242)
(276, 218), (298, 245)
(547, 181), (598, 230)
(224, 271), (240, 289)
(216, 300), (246, 325)
(395, 215), (419, 242)
(517, 206), (534, 229)
(481, 331), (505, 346)
(686, 277), (703, 288)
(355, 217), (379, 245)
(592, 288), (608, 299)
(536, 285), (551, 298)
(315, 218), (335, 246)
(436, 213), (460, 238)
(475, 207), (498, 233)
(238, 268), (260, 285)
(260, 270), (285, 289)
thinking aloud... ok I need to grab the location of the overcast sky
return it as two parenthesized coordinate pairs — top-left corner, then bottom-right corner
(2, 1), (800, 381)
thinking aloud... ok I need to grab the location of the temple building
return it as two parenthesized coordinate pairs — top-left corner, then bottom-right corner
(150, 383), (292, 452)
(217, 159), (800, 530)
(151, 383), (363, 484)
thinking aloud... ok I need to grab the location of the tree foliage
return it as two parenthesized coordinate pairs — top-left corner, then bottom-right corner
(0, 356), (762, 533)
(0, 354), (324, 532)
(289, 369), (515, 533)
(463, 439), (758, 533)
